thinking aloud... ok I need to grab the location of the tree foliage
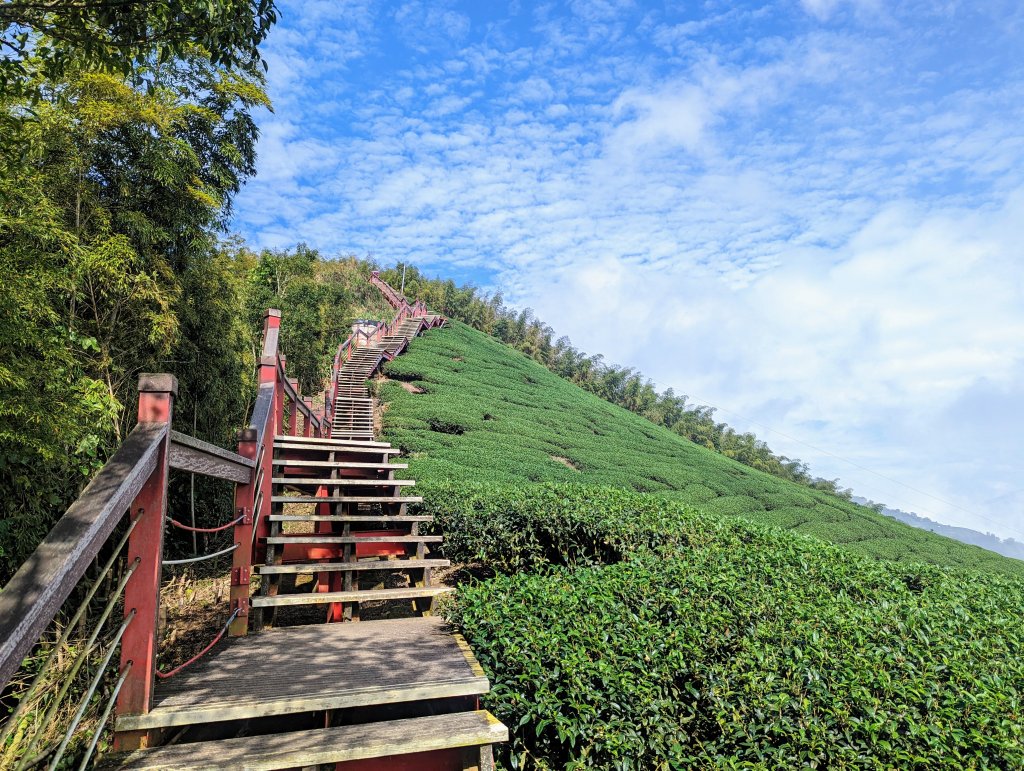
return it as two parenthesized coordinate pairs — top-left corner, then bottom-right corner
(0, 0), (278, 95)
(0, 43), (269, 578)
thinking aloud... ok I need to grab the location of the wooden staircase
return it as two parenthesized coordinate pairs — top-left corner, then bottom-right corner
(255, 433), (449, 623)
(104, 281), (505, 769)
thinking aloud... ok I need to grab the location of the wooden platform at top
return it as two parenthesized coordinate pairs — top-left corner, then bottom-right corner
(115, 617), (489, 731)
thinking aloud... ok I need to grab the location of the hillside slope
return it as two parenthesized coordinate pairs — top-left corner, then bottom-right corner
(380, 321), (1022, 577)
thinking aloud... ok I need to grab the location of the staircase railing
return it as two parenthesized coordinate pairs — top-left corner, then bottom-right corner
(324, 273), (439, 431)
(0, 307), (323, 763)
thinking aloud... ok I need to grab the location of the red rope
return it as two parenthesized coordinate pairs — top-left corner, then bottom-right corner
(156, 608), (240, 679)
(168, 514), (243, 533)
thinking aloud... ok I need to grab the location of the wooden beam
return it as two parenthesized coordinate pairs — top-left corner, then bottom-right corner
(169, 431), (253, 484)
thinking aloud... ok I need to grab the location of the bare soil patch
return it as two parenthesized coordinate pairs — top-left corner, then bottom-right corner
(551, 455), (580, 471)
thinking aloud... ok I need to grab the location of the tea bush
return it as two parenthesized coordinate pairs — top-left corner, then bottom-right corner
(416, 480), (704, 572)
(449, 536), (1024, 769)
(392, 326), (1024, 768)
(384, 322), (1023, 576)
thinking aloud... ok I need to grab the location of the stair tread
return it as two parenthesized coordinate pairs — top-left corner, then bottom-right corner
(274, 444), (400, 455)
(272, 460), (407, 469)
(114, 618), (489, 731)
(274, 435), (390, 448)
(271, 496), (422, 503)
(266, 535), (441, 544)
(268, 514), (430, 522)
(259, 558), (449, 574)
(272, 478), (415, 485)
(107, 711), (506, 770)
(252, 586), (452, 607)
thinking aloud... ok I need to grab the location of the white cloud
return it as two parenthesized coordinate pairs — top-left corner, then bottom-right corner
(523, 189), (1024, 537)
(232, 0), (1024, 539)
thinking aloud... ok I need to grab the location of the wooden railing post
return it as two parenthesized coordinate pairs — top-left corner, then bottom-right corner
(229, 428), (257, 637)
(114, 374), (176, 751)
(302, 398), (313, 437)
(275, 354), (286, 436)
(288, 378), (299, 436)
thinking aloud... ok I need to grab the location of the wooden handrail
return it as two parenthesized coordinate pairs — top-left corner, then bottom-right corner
(169, 430), (254, 484)
(0, 421), (167, 692)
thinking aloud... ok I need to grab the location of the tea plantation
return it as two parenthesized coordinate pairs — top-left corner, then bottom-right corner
(422, 482), (1024, 769)
(377, 322), (1024, 769)
(380, 321), (1023, 577)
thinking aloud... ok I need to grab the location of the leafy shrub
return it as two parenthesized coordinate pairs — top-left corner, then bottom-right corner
(450, 544), (1024, 770)
(416, 480), (700, 573)
(384, 322), (1024, 577)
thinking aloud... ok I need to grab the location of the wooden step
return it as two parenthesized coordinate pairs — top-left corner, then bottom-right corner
(274, 443), (400, 456)
(271, 496), (422, 504)
(273, 478), (415, 486)
(252, 586), (452, 608)
(115, 618), (489, 731)
(108, 711), (507, 770)
(268, 514), (429, 522)
(272, 460), (407, 469)
(266, 535), (441, 545)
(259, 558), (449, 574)
(275, 435), (390, 448)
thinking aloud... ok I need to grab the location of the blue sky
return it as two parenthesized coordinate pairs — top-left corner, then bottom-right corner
(232, 0), (1024, 542)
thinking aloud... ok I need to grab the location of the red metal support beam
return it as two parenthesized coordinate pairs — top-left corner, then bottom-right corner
(114, 374), (176, 751)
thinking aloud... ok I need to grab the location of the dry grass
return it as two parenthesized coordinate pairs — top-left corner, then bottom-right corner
(157, 570), (236, 672)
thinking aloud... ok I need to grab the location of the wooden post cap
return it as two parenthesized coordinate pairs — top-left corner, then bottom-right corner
(266, 308), (282, 319)
(137, 373), (178, 397)
(236, 427), (258, 443)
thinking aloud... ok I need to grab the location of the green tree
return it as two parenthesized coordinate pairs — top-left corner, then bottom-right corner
(1, 0), (278, 95)
(0, 54), (269, 578)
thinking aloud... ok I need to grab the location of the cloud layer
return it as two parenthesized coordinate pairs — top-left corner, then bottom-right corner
(232, 0), (1024, 539)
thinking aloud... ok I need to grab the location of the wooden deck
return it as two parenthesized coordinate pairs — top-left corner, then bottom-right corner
(107, 711), (507, 770)
(116, 617), (488, 731)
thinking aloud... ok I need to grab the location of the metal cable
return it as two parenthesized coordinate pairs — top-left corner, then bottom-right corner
(75, 661), (132, 771)
(14, 557), (141, 768)
(155, 607), (241, 680)
(46, 610), (136, 771)
(0, 511), (141, 748)
(163, 543), (239, 566)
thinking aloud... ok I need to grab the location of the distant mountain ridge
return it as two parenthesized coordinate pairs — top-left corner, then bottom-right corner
(852, 496), (1024, 562)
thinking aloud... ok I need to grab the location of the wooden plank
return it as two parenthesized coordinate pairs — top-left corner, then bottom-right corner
(248, 381), (274, 449)
(266, 535), (442, 544)
(272, 478), (415, 486)
(116, 617), (488, 731)
(168, 430), (253, 483)
(0, 423), (166, 691)
(274, 435), (390, 448)
(268, 514), (430, 522)
(252, 586), (452, 607)
(259, 558), (449, 574)
(106, 711), (507, 770)
(271, 460), (406, 469)
(271, 496), (422, 504)
(274, 443), (399, 455)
